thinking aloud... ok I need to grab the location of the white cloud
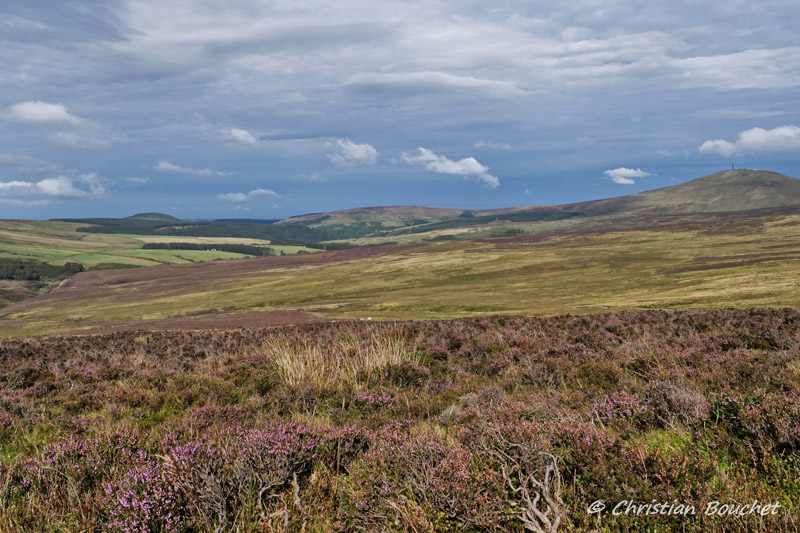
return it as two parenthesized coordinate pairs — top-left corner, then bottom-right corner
(49, 132), (112, 150)
(328, 139), (378, 166)
(0, 180), (34, 191)
(36, 176), (89, 198)
(222, 127), (258, 145)
(154, 160), (227, 176)
(603, 167), (652, 184)
(0, 173), (107, 201)
(609, 176), (635, 185)
(0, 150), (107, 201)
(401, 147), (500, 188)
(38, 174), (107, 198)
(698, 139), (737, 157)
(77, 172), (109, 196)
(218, 188), (280, 205)
(699, 125), (800, 157)
(2, 101), (81, 125)
(0, 176), (100, 199)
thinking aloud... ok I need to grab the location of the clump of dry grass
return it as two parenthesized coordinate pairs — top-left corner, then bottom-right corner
(261, 325), (415, 388)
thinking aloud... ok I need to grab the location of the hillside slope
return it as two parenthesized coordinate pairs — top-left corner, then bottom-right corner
(279, 170), (800, 241)
(280, 205), (466, 239)
(4, 206), (800, 336)
(563, 169), (800, 215)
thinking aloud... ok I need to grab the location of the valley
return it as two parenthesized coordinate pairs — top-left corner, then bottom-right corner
(2, 170), (800, 337)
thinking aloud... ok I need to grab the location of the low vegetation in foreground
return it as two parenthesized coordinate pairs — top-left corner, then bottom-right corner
(1, 308), (799, 531)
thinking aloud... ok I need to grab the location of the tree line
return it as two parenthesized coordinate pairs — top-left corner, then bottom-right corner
(141, 242), (280, 256)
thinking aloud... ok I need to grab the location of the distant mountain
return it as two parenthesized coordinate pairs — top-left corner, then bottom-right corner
(561, 169), (800, 216)
(125, 212), (181, 222)
(57, 170), (800, 242)
(281, 206), (467, 239)
(281, 170), (800, 239)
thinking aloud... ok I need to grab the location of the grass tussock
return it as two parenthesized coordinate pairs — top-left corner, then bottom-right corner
(261, 325), (415, 388)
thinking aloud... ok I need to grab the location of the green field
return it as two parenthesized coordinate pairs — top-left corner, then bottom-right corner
(0, 221), (319, 268)
(0, 220), (321, 309)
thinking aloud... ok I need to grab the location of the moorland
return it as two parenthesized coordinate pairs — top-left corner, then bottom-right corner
(0, 168), (799, 531)
(1, 310), (799, 531)
(2, 170), (800, 337)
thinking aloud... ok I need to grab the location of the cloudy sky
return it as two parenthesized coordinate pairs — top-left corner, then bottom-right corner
(1, 0), (799, 219)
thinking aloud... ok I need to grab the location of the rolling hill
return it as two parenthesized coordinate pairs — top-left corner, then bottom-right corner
(283, 169), (800, 241)
(125, 212), (182, 222)
(560, 169), (800, 216)
(3, 202), (800, 336)
(3, 168), (800, 334)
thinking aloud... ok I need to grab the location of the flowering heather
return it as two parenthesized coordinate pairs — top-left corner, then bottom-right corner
(0, 309), (799, 531)
(103, 460), (185, 533)
(593, 391), (650, 422)
(354, 391), (393, 411)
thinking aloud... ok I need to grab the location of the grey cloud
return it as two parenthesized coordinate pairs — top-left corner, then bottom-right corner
(154, 161), (228, 176)
(121, 177), (151, 185)
(1, 0), (799, 218)
(49, 132), (112, 150)
(0, 154), (59, 178)
(675, 48), (800, 90)
(346, 72), (525, 97)
(475, 140), (511, 150)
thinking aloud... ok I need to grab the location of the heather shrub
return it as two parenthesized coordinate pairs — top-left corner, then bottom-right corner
(103, 460), (186, 533)
(182, 405), (250, 432)
(479, 385), (506, 406)
(384, 359), (430, 387)
(352, 390), (393, 412)
(4, 431), (143, 528)
(1, 309), (800, 531)
(343, 425), (509, 531)
(643, 380), (709, 427)
(593, 390), (651, 425)
(0, 411), (13, 438)
(521, 356), (564, 389)
(577, 358), (625, 390)
(6, 366), (40, 390)
(161, 422), (367, 531)
(167, 374), (241, 408)
(719, 389), (800, 453)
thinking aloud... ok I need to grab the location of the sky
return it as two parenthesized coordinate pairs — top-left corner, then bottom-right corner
(1, 0), (799, 220)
